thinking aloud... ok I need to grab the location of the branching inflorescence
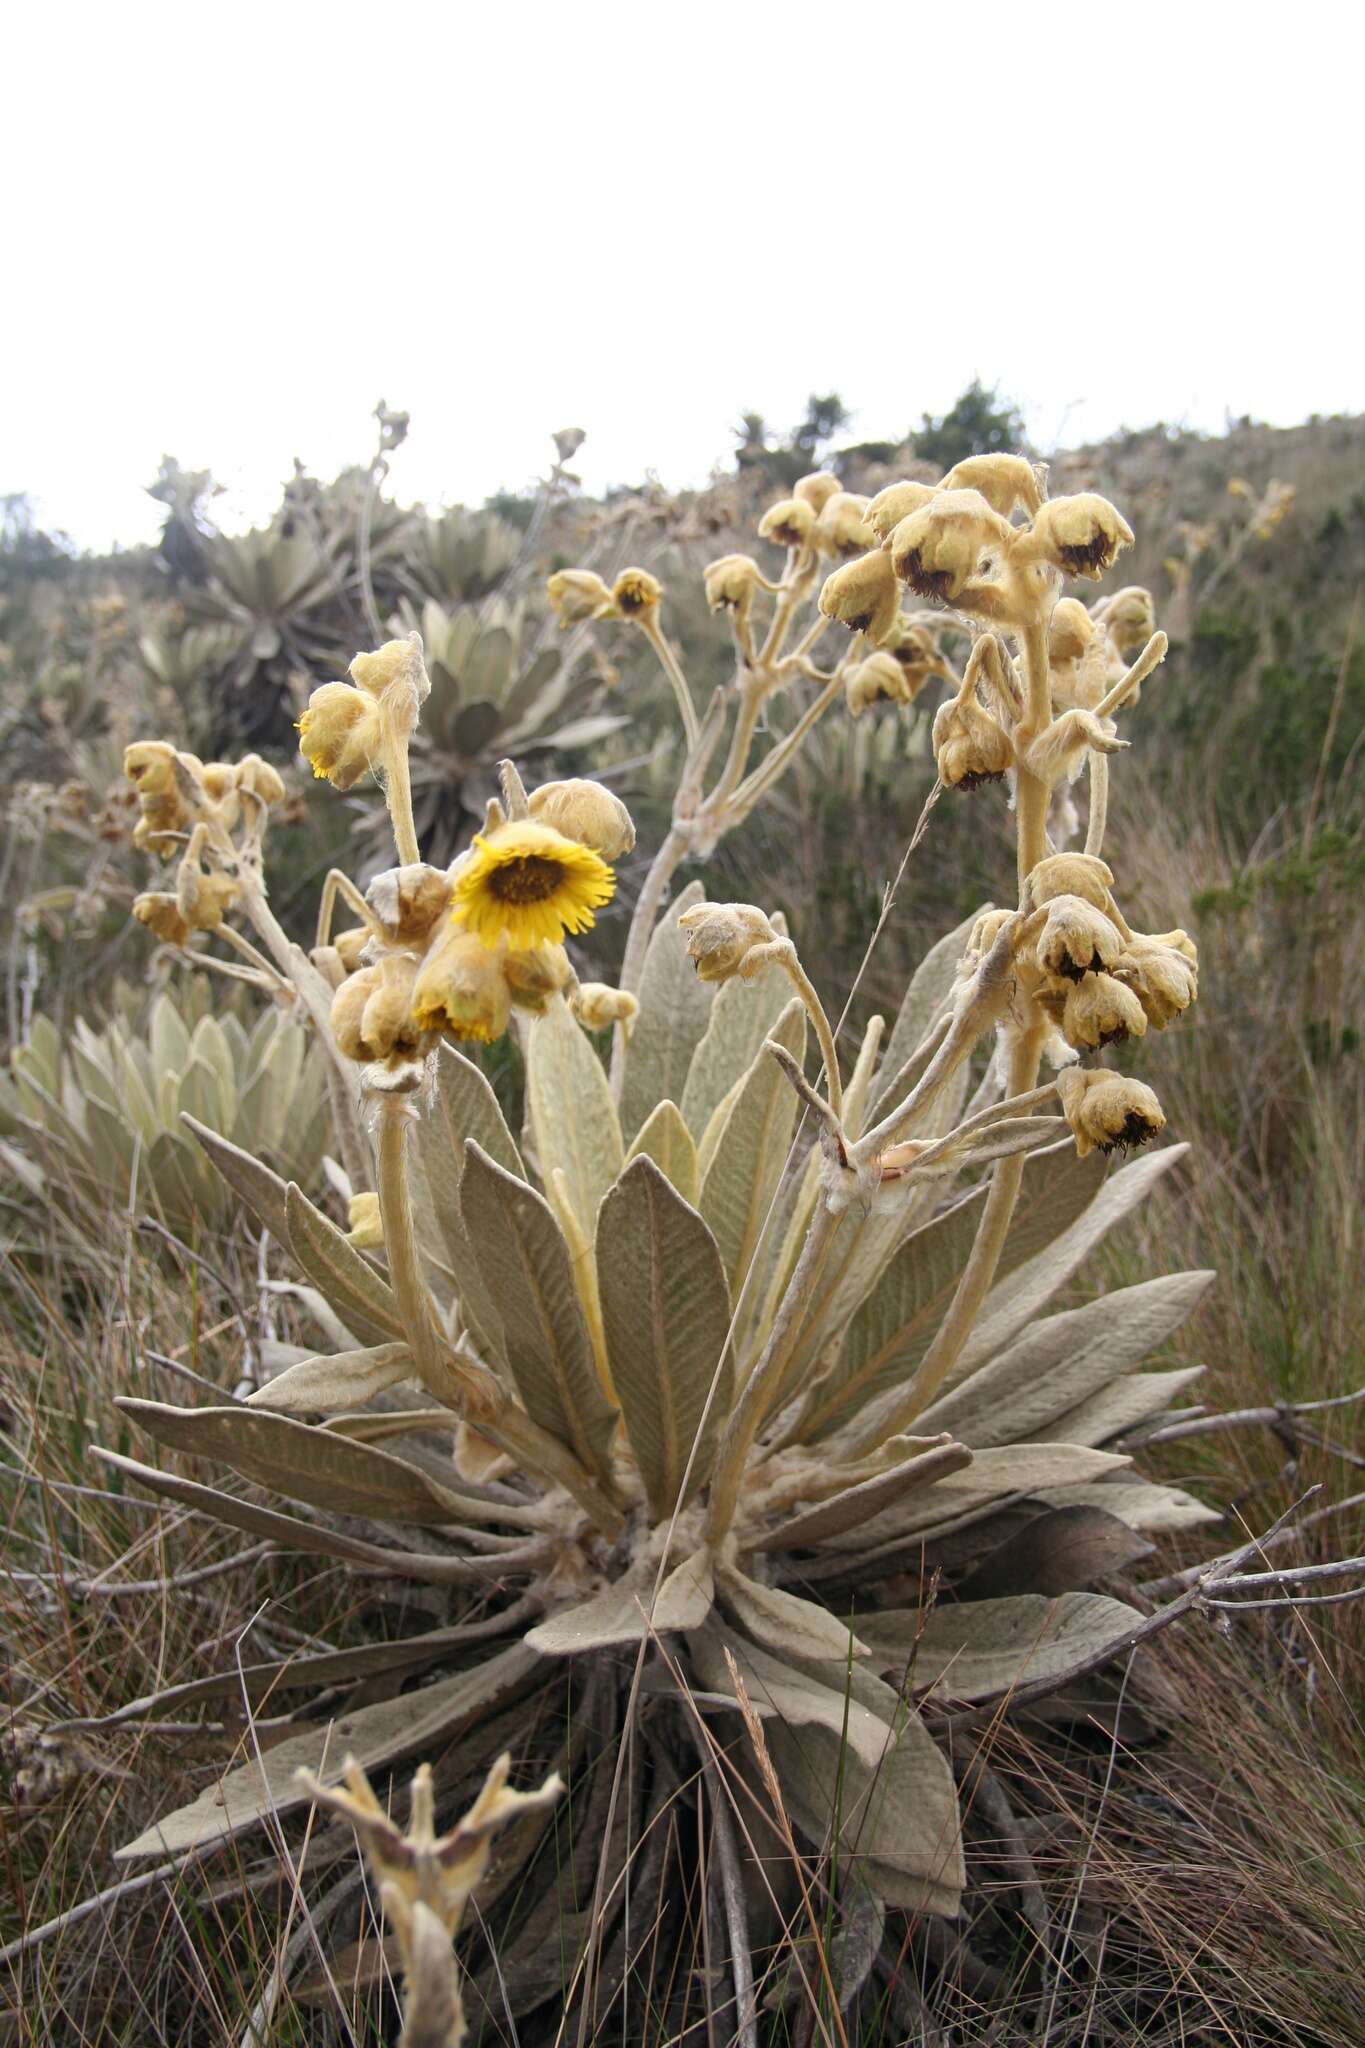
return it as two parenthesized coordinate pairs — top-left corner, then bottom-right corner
(99, 451), (1237, 2041)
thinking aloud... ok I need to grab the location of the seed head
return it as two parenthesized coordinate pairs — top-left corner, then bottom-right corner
(546, 569), (618, 626)
(938, 454), (1044, 520)
(1110, 933), (1198, 1029)
(1026, 852), (1115, 912)
(410, 927), (513, 1044)
(758, 498), (816, 550)
(888, 490), (1016, 603)
(703, 553), (763, 619)
(865, 480), (936, 543)
(844, 651), (916, 718)
(1059, 971), (1148, 1050)
(611, 568), (663, 618)
(792, 471), (842, 513)
(1057, 1067), (1166, 1158)
(817, 549), (900, 644)
(1027, 494), (1134, 581)
(331, 952), (429, 1064)
(813, 491), (876, 560)
(932, 690), (1013, 790)
(132, 892), (192, 946)
(1033, 894), (1124, 981)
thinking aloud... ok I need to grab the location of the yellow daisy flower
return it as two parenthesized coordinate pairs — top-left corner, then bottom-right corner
(450, 821), (615, 951)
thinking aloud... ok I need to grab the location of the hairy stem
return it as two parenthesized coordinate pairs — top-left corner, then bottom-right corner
(611, 826), (687, 1092)
(640, 616), (701, 750)
(383, 738), (422, 867)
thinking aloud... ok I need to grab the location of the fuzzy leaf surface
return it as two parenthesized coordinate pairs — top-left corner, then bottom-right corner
(681, 961), (792, 1143)
(525, 1552), (713, 1654)
(699, 997), (806, 1298)
(596, 1155), (732, 1516)
(285, 1182), (402, 1346)
(858, 1590), (1143, 1701)
(526, 997), (622, 1233)
(246, 1343), (414, 1415)
(624, 1100), (700, 1208)
(619, 879), (713, 1143)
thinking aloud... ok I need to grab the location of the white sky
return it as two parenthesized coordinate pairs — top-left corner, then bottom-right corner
(6, 3), (1359, 553)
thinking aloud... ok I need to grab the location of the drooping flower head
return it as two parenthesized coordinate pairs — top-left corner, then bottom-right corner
(411, 927), (514, 1044)
(450, 821), (615, 950)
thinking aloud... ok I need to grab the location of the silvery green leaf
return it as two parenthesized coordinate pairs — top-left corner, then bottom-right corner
(1039, 1366), (1204, 1447)
(950, 1143), (1190, 1388)
(856, 1590), (1143, 1702)
(285, 1181), (403, 1346)
(699, 998), (806, 1299)
(1029, 1478), (1219, 1530)
(525, 1551), (713, 1655)
(596, 1156), (732, 1517)
(624, 1100), (700, 1208)
(919, 1270), (1215, 1446)
(716, 1567), (870, 1662)
(115, 1642), (541, 1859)
(753, 1438), (974, 1552)
(525, 997), (622, 1234)
(619, 880), (713, 1143)
(798, 1141), (1106, 1443)
(820, 1443), (1132, 1550)
(247, 1342), (414, 1415)
(689, 1628), (893, 1771)
(681, 961), (792, 1143)
(460, 1143), (617, 1482)
(115, 1398), (486, 1525)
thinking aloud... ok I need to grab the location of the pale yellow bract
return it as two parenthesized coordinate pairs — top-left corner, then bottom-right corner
(449, 819), (615, 951)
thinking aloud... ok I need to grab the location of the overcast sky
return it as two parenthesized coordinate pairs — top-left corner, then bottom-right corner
(7, 4), (1359, 552)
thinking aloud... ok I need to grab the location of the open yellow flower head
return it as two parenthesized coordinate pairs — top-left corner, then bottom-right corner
(1057, 1067), (1166, 1158)
(1026, 494), (1134, 580)
(132, 891), (192, 946)
(345, 1192), (384, 1250)
(1059, 971), (1148, 1050)
(758, 498), (815, 550)
(813, 492), (876, 560)
(297, 681), (384, 790)
(932, 690), (1013, 789)
(677, 901), (781, 983)
(366, 863), (453, 947)
(450, 820), (615, 950)
(1027, 852), (1115, 912)
(503, 942), (574, 1016)
(527, 777), (635, 860)
(349, 630), (430, 708)
(547, 569), (619, 626)
(1111, 934), (1198, 1029)
(571, 982), (639, 1032)
(845, 651), (915, 718)
(703, 554), (762, 616)
(939, 454), (1044, 520)
(1033, 894), (1124, 982)
(611, 567), (663, 618)
(411, 927), (513, 1043)
(889, 490), (1016, 603)
(331, 952), (428, 1064)
(792, 471), (842, 512)
(817, 549), (900, 644)
(865, 480), (936, 543)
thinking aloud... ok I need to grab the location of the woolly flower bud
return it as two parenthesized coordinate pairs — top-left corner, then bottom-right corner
(503, 943), (574, 1016)
(571, 982), (640, 1032)
(1033, 895), (1124, 982)
(1048, 598), (1097, 666)
(132, 892), (191, 946)
(865, 480), (935, 543)
(677, 902), (781, 984)
(703, 553), (762, 617)
(199, 765), (241, 831)
(758, 498), (815, 550)
(547, 569), (618, 626)
(792, 471), (842, 512)
(297, 681), (384, 790)
(410, 928), (511, 1044)
(332, 952), (428, 1064)
(817, 549), (900, 644)
(236, 754), (287, 806)
(1094, 585), (1157, 655)
(1110, 934), (1198, 1029)
(884, 615), (951, 689)
(932, 691), (1013, 790)
(612, 568), (663, 618)
(1057, 1067), (1166, 1158)
(346, 1193), (384, 1250)
(365, 864), (452, 947)
(176, 866), (239, 932)
(1026, 852), (1114, 912)
(1060, 972), (1147, 1050)
(813, 492), (876, 560)
(334, 926), (372, 974)
(889, 491), (1016, 602)
(938, 454), (1044, 520)
(349, 632), (430, 707)
(1027, 495), (1134, 581)
(845, 652), (915, 718)
(527, 777), (635, 861)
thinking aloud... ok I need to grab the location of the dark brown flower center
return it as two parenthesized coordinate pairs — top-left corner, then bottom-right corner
(902, 550), (954, 600)
(1059, 534), (1113, 574)
(489, 855), (565, 905)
